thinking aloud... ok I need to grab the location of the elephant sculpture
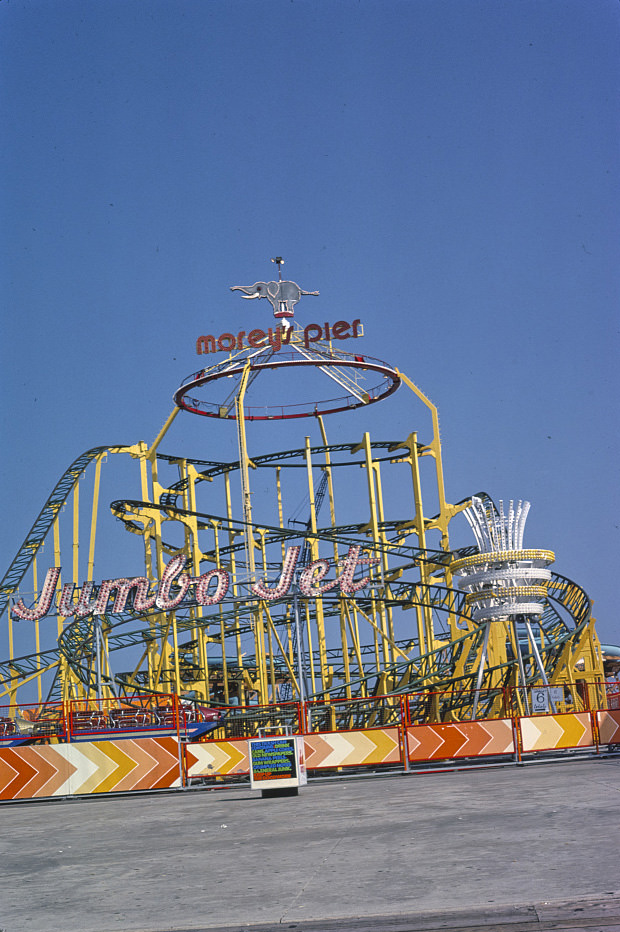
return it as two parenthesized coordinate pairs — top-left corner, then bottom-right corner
(230, 280), (319, 323)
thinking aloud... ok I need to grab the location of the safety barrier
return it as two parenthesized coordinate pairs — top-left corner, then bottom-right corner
(596, 709), (620, 745)
(0, 683), (618, 800)
(606, 690), (620, 711)
(518, 712), (593, 753)
(0, 737), (183, 800)
(0, 700), (66, 742)
(406, 718), (515, 762)
(304, 727), (402, 770)
(186, 738), (250, 779)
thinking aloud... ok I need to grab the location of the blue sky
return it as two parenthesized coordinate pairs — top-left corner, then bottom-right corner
(1, 0), (619, 647)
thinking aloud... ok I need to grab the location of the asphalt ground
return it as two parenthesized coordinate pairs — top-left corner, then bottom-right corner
(0, 758), (618, 932)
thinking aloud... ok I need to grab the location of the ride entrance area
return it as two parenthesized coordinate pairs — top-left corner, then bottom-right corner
(0, 261), (618, 802)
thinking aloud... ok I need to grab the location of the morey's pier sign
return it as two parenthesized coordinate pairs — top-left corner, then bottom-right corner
(196, 319), (363, 355)
(11, 545), (380, 622)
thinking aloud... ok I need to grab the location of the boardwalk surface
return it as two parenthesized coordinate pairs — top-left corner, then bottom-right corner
(0, 758), (618, 932)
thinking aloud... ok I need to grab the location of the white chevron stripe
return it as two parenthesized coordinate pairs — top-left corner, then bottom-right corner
(317, 734), (356, 767)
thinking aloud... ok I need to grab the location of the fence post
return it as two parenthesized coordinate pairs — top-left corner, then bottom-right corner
(591, 682), (600, 754)
(65, 699), (72, 743)
(592, 709), (600, 754)
(400, 695), (409, 772)
(173, 693), (182, 743)
(511, 688), (522, 763)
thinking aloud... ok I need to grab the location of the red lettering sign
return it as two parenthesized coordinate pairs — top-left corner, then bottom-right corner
(196, 320), (363, 355)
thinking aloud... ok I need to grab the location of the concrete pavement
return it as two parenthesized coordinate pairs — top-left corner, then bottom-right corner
(0, 758), (618, 932)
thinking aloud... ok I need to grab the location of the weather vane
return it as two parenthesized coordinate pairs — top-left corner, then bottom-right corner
(230, 258), (319, 330)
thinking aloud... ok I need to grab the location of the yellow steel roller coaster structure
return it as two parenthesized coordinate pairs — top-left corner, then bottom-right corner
(0, 318), (605, 726)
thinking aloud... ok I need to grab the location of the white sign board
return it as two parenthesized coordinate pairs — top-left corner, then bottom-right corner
(531, 688), (549, 713)
(249, 736), (307, 791)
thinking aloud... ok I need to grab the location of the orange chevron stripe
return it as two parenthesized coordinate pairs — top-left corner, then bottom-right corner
(0, 746), (78, 799)
(459, 722), (495, 756)
(432, 724), (468, 758)
(91, 739), (179, 793)
(597, 710), (620, 745)
(303, 734), (335, 769)
(112, 739), (160, 792)
(36, 746), (77, 795)
(13, 746), (75, 798)
(0, 748), (38, 798)
(0, 750), (25, 799)
(408, 720), (514, 761)
(124, 738), (179, 790)
(483, 719), (515, 754)
(116, 738), (181, 792)
(407, 725), (445, 761)
(10, 748), (46, 798)
(450, 720), (514, 757)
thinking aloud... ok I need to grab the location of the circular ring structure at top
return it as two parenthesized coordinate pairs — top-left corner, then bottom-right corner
(174, 346), (401, 420)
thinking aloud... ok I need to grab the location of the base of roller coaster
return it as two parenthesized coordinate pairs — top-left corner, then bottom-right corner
(0, 690), (619, 804)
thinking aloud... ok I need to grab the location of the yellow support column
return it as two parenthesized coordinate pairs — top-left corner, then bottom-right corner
(235, 364), (268, 700)
(304, 437), (330, 694)
(358, 433), (391, 668)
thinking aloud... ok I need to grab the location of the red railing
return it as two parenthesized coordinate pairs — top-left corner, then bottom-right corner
(1, 683), (619, 757)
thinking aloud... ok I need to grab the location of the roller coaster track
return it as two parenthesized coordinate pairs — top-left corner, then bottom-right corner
(53, 560), (593, 712)
(0, 648), (62, 699)
(54, 571), (468, 693)
(0, 443), (599, 715)
(111, 497), (469, 568)
(0, 444), (132, 621)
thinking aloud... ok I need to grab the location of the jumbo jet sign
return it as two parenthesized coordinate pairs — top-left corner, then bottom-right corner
(11, 545), (379, 622)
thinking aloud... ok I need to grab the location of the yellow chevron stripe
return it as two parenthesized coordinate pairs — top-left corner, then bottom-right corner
(366, 727), (400, 762)
(74, 741), (122, 794)
(519, 713), (592, 752)
(559, 712), (591, 747)
(95, 740), (138, 793)
(188, 740), (249, 776)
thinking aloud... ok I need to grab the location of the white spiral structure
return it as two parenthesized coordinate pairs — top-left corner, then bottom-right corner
(452, 497), (554, 623)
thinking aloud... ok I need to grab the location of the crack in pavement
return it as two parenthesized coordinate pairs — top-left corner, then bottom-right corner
(278, 833), (346, 924)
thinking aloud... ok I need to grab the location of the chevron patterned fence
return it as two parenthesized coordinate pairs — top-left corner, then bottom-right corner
(0, 737), (182, 800)
(186, 738), (250, 778)
(519, 712), (594, 752)
(303, 727), (402, 769)
(595, 709), (620, 746)
(406, 718), (514, 762)
(1, 704), (618, 802)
